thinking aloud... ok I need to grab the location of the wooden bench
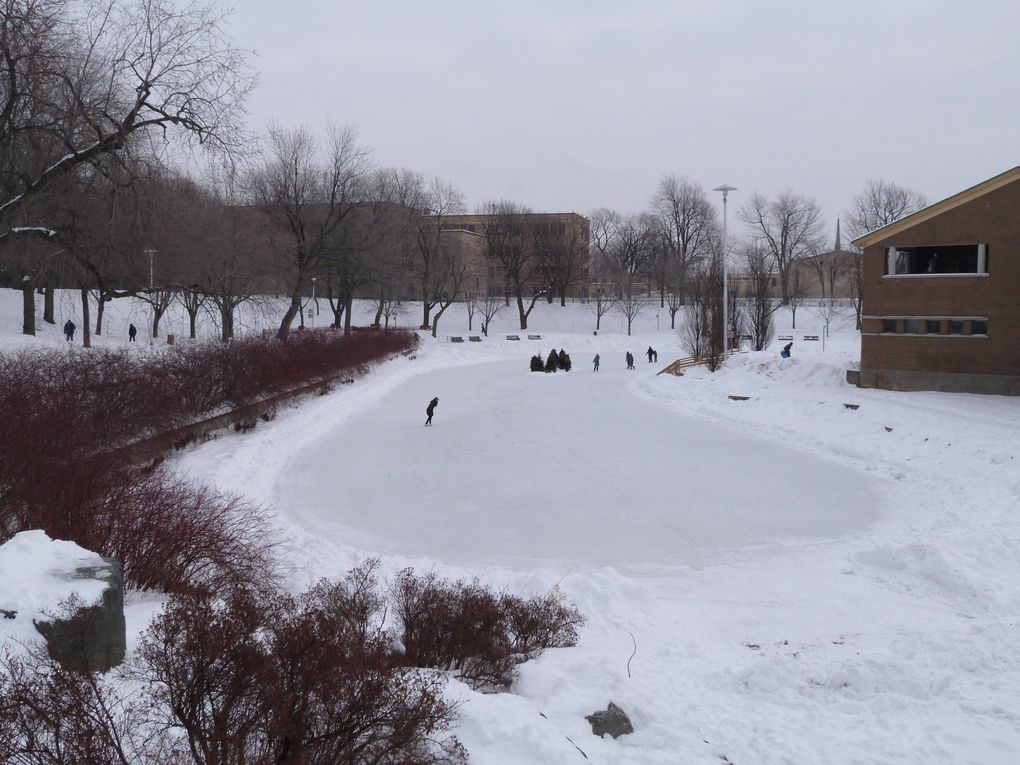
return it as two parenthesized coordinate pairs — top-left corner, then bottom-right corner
(778, 335), (793, 341)
(527, 334), (542, 340)
(506, 334), (520, 341)
(802, 335), (819, 341)
(448, 336), (464, 343)
(469, 336), (482, 342)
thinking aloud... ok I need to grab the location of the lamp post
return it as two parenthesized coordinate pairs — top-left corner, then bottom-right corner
(713, 185), (736, 361)
(143, 248), (157, 344)
(310, 277), (317, 326)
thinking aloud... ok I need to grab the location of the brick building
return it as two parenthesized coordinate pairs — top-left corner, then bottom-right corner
(852, 166), (1020, 395)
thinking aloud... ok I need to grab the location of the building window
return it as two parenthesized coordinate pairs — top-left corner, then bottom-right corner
(923, 319), (941, 334)
(886, 244), (987, 275)
(903, 319), (920, 334)
(949, 320), (965, 335)
(971, 320), (988, 335)
(882, 319), (897, 333)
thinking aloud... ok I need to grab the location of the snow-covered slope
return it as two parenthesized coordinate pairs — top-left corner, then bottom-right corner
(4, 289), (1019, 763)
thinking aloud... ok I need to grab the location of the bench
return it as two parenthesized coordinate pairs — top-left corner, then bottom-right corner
(802, 335), (819, 341)
(777, 335), (793, 341)
(739, 334), (753, 341)
(506, 334), (520, 341)
(469, 336), (482, 342)
(528, 334), (542, 340)
(448, 336), (464, 343)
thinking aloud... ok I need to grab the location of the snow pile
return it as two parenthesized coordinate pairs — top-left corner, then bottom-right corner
(0, 530), (109, 647)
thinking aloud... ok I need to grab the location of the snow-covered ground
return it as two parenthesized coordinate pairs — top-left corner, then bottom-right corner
(4, 290), (1020, 763)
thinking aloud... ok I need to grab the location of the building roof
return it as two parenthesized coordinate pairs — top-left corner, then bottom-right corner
(852, 165), (1020, 248)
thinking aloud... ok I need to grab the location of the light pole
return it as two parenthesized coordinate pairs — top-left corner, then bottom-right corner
(713, 185), (736, 361)
(143, 248), (157, 344)
(310, 277), (317, 326)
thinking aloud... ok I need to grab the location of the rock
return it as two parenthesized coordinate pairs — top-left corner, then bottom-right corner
(34, 557), (126, 673)
(586, 702), (634, 739)
(0, 531), (126, 673)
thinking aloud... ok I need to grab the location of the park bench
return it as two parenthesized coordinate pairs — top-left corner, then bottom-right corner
(448, 336), (464, 343)
(506, 334), (520, 341)
(777, 335), (793, 341)
(739, 334), (753, 341)
(528, 334), (542, 340)
(469, 336), (482, 342)
(802, 335), (819, 341)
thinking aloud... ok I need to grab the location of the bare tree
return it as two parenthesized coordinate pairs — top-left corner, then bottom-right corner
(680, 255), (724, 370)
(818, 298), (842, 342)
(249, 123), (370, 338)
(603, 214), (653, 299)
(740, 192), (825, 304)
(478, 293), (504, 336)
(589, 289), (617, 331)
(652, 174), (717, 307)
(845, 180), (927, 329)
(479, 200), (546, 330)
(614, 294), (646, 336)
(0, 0), (254, 230)
(537, 217), (588, 306)
(744, 240), (779, 351)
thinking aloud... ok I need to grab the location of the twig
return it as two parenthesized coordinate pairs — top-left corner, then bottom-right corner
(627, 631), (637, 678)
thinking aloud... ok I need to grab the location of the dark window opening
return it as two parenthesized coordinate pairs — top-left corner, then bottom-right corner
(971, 320), (988, 335)
(949, 320), (965, 335)
(903, 319), (920, 334)
(882, 319), (897, 333)
(923, 320), (941, 334)
(887, 244), (986, 275)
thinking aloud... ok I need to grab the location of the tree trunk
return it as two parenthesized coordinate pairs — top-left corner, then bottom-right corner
(516, 292), (527, 330)
(43, 285), (55, 324)
(373, 298), (383, 327)
(188, 309), (198, 339)
(560, 287), (566, 307)
(152, 307), (163, 338)
(95, 296), (105, 336)
(791, 305), (798, 329)
(219, 303), (234, 341)
(343, 292), (354, 336)
(22, 276), (35, 336)
(80, 288), (91, 348)
(278, 282), (303, 339)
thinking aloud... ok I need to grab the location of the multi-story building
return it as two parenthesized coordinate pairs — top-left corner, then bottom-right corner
(851, 166), (1020, 395)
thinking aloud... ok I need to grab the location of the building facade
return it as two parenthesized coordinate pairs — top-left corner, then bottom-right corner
(852, 166), (1020, 395)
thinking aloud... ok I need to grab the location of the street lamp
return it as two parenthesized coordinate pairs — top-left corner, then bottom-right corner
(143, 248), (157, 344)
(310, 277), (317, 326)
(713, 185), (736, 361)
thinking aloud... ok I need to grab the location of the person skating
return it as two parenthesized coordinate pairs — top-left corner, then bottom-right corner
(626, 351), (634, 370)
(593, 353), (600, 371)
(128, 323), (137, 342)
(652, 348), (658, 362)
(425, 396), (439, 426)
(781, 342), (793, 359)
(63, 320), (75, 342)
(647, 346), (654, 363)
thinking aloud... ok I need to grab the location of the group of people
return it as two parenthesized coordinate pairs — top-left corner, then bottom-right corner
(62, 321), (138, 343)
(592, 349), (657, 371)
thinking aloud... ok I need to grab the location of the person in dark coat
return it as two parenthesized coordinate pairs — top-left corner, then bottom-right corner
(626, 352), (634, 370)
(781, 342), (793, 359)
(128, 323), (137, 342)
(652, 349), (658, 362)
(425, 396), (439, 426)
(647, 346), (654, 363)
(63, 320), (75, 342)
(593, 353), (600, 371)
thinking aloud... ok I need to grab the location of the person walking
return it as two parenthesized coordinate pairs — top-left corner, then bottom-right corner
(652, 348), (658, 362)
(626, 351), (634, 370)
(63, 320), (75, 342)
(647, 346), (654, 363)
(425, 396), (439, 426)
(593, 353), (600, 372)
(128, 323), (137, 342)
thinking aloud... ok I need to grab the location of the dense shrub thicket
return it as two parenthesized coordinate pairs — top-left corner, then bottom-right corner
(0, 331), (416, 592)
(0, 563), (584, 764)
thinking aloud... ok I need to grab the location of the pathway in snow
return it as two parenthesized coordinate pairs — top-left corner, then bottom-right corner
(276, 359), (884, 569)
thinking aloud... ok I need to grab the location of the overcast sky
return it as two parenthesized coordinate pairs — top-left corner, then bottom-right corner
(226, 0), (1019, 236)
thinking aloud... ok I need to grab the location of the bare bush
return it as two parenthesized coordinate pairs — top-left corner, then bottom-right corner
(391, 569), (584, 690)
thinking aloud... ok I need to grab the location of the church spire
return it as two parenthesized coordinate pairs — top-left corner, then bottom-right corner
(835, 218), (842, 251)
